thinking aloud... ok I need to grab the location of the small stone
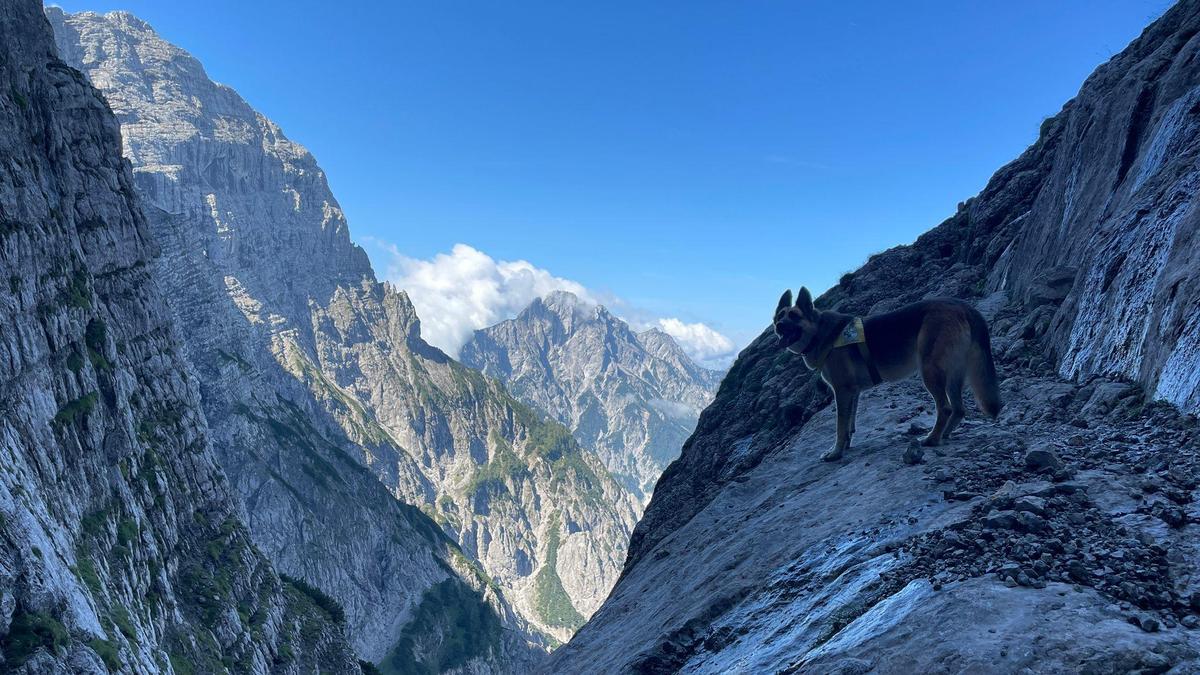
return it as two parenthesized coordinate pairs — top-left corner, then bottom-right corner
(1066, 434), (1087, 447)
(1013, 495), (1047, 516)
(907, 423), (926, 436)
(1024, 446), (1062, 473)
(1182, 615), (1199, 629)
(903, 442), (925, 465)
(1138, 616), (1161, 633)
(984, 510), (1020, 530)
(1014, 511), (1048, 533)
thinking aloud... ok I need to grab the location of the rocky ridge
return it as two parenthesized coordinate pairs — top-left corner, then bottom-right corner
(462, 290), (722, 502)
(49, 8), (637, 650)
(0, 1), (358, 672)
(550, 1), (1200, 671)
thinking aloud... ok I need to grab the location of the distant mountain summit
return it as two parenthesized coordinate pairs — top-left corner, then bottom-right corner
(462, 291), (723, 501)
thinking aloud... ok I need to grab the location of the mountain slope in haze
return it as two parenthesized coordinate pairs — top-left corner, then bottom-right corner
(50, 8), (638, 649)
(550, 1), (1200, 672)
(461, 290), (722, 501)
(0, 2), (358, 672)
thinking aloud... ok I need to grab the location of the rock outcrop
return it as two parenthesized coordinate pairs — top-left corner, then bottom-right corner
(550, 1), (1200, 671)
(0, 1), (358, 672)
(49, 8), (637, 650)
(461, 291), (722, 502)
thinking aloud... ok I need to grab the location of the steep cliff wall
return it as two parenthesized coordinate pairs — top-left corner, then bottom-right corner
(550, 1), (1200, 672)
(49, 9), (637, 648)
(0, 2), (358, 672)
(462, 291), (721, 502)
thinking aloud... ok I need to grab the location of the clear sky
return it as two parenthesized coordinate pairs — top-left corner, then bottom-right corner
(50, 0), (1172, 365)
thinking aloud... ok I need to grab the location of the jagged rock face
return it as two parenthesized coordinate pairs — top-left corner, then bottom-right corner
(49, 8), (637, 649)
(461, 291), (722, 501)
(310, 284), (640, 643)
(46, 9), (536, 670)
(551, 1), (1200, 671)
(0, 2), (358, 672)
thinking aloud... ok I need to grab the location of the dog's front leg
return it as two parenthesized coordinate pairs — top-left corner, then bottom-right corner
(821, 387), (855, 461)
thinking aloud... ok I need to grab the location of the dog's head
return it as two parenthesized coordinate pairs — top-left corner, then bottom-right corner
(773, 287), (817, 353)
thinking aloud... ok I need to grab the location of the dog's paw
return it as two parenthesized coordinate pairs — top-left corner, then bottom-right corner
(920, 435), (942, 447)
(820, 447), (844, 462)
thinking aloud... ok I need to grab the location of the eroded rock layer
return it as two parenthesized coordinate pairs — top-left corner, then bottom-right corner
(0, 2), (358, 672)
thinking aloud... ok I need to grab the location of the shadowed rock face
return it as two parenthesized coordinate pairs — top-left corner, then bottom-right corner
(550, 1), (1200, 671)
(0, 1), (357, 672)
(48, 8), (638, 653)
(462, 290), (723, 502)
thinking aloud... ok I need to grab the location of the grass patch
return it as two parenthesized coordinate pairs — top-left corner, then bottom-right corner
(85, 319), (111, 371)
(75, 555), (102, 596)
(53, 391), (98, 427)
(279, 574), (345, 624)
(64, 269), (91, 309)
(466, 435), (527, 495)
(110, 606), (138, 644)
(377, 579), (502, 675)
(88, 638), (121, 670)
(532, 514), (584, 630)
(1, 608), (69, 666)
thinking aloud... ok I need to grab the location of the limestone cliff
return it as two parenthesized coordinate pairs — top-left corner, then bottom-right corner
(49, 8), (637, 649)
(0, 1), (358, 672)
(550, 1), (1200, 672)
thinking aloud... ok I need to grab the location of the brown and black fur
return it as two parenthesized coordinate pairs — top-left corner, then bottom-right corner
(773, 287), (1002, 461)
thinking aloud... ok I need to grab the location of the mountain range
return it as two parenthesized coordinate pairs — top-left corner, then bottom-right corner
(461, 290), (722, 502)
(6, 0), (1200, 673)
(0, 3), (725, 667)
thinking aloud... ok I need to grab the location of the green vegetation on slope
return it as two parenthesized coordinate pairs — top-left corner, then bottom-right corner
(532, 514), (584, 630)
(377, 579), (502, 675)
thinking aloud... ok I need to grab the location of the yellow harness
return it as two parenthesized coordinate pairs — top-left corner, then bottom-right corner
(810, 317), (882, 384)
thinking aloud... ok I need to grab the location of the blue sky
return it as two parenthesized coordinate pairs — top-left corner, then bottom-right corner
(51, 0), (1171, 364)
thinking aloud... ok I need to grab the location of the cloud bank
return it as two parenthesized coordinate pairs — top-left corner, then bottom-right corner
(370, 241), (737, 368)
(653, 318), (736, 364)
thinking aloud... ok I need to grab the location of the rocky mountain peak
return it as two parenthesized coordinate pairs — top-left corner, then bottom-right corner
(462, 293), (722, 501)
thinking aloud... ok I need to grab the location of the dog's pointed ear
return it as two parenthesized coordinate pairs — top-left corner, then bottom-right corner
(775, 289), (792, 318)
(796, 287), (814, 314)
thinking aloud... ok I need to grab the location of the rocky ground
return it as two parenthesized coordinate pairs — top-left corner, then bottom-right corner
(549, 292), (1200, 674)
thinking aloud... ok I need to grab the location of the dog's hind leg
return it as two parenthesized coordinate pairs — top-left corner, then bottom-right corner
(920, 364), (950, 447)
(943, 370), (966, 439)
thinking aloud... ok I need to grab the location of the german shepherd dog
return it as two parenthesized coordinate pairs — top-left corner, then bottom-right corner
(774, 288), (1001, 461)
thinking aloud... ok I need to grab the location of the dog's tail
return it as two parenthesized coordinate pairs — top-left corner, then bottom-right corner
(967, 309), (1003, 419)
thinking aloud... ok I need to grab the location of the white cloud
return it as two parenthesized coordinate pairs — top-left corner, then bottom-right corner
(654, 317), (736, 365)
(647, 398), (700, 421)
(375, 242), (596, 357)
(369, 241), (739, 369)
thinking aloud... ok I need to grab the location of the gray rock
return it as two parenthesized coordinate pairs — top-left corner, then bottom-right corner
(1025, 446), (1063, 472)
(0, 2), (358, 670)
(1014, 495), (1048, 516)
